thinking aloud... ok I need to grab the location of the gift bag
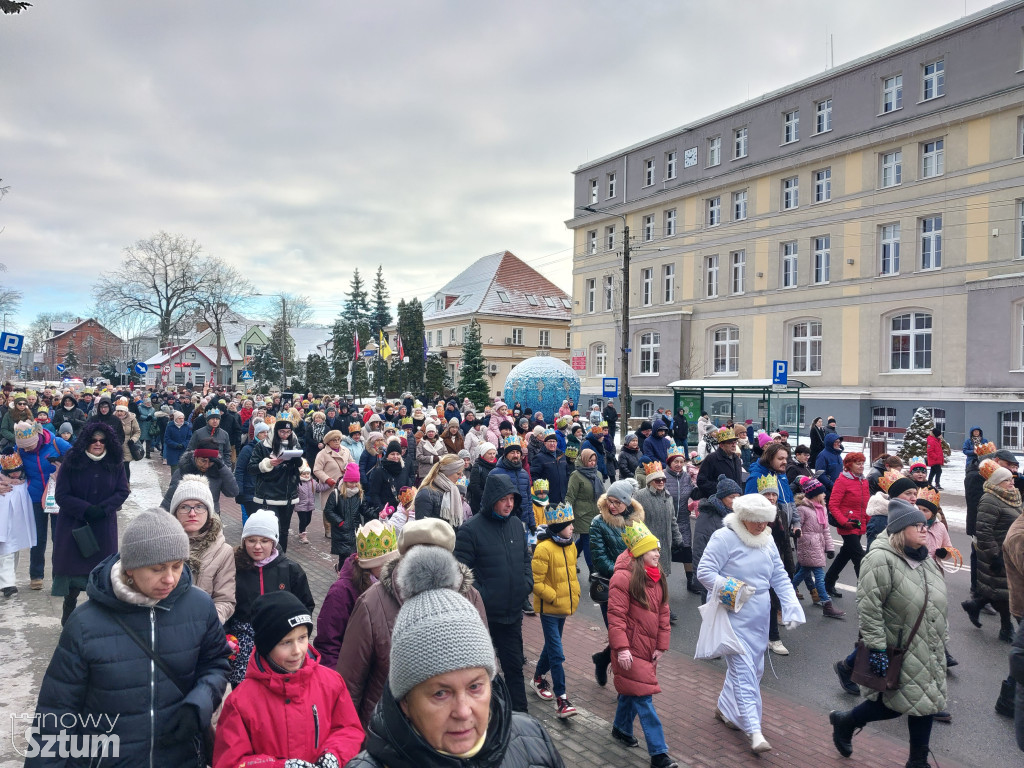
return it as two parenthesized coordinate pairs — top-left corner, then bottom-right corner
(694, 599), (745, 659)
(43, 475), (58, 514)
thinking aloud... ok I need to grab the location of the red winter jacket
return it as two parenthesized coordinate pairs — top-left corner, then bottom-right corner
(827, 471), (870, 536)
(213, 647), (364, 768)
(607, 549), (671, 697)
(926, 434), (945, 467)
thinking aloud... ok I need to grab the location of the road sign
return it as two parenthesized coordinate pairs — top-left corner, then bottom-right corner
(56, 363), (67, 373)
(361, 350), (376, 357)
(33, 366), (38, 372)
(772, 359), (788, 386)
(0, 332), (24, 356)
(134, 362), (148, 375)
(602, 377), (619, 398)
(240, 371), (254, 381)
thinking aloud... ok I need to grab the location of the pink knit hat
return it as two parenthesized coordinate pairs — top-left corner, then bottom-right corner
(342, 462), (360, 483)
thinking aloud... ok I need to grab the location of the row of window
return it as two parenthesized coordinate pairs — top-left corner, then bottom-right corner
(425, 327), (569, 349)
(587, 60), (946, 203)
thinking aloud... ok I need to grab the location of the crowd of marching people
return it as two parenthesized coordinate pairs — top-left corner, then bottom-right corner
(0, 380), (1021, 767)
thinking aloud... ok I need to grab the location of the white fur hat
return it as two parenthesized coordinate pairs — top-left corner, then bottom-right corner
(732, 493), (778, 523)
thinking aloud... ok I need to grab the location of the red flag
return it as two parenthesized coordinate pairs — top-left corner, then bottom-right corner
(354, 330), (361, 361)
(397, 333), (405, 360)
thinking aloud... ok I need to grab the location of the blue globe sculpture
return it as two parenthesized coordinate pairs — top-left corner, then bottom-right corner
(503, 356), (581, 423)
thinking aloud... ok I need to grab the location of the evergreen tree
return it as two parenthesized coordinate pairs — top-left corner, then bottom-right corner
(898, 407), (934, 462)
(345, 268), (370, 324)
(394, 298), (426, 395)
(62, 344), (80, 374)
(456, 321), (489, 409)
(251, 345), (284, 389)
(425, 354), (448, 399)
(370, 266), (392, 334)
(305, 353), (332, 394)
(266, 316), (296, 381)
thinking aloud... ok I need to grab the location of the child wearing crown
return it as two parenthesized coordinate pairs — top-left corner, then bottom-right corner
(531, 478), (550, 530)
(530, 501), (580, 719)
(0, 452), (33, 598)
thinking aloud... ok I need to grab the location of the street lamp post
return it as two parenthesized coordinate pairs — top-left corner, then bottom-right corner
(580, 205), (631, 443)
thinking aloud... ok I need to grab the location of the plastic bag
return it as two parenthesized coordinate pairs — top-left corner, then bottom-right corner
(694, 599), (745, 659)
(43, 475), (58, 514)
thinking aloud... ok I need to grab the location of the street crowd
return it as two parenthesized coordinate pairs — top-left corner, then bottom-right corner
(0, 381), (1022, 767)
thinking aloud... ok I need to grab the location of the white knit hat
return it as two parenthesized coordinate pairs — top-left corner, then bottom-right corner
(169, 474), (216, 515)
(242, 509), (280, 543)
(732, 493), (778, 523)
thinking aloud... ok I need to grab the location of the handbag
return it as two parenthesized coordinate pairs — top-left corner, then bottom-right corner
(589, 574), (610, 603)
(111, 613), (216, 767)
(71, 524), (100, 559)
(128, 439), (144, 461)
(850, 574), (928, 692)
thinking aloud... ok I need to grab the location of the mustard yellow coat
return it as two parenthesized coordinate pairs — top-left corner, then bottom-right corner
(532, 536), (580, 615)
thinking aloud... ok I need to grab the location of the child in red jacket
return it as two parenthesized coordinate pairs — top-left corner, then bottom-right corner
(213, 591), (364, 768)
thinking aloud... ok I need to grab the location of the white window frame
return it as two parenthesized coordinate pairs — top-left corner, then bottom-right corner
(662, 264), (675, 304)
(921, 139), (944, 179)
(712, 326), (739, 374)
(585, 278), (596, 313)
(706, 255), (720, 298)
(643, 214), (655, 242)
(889, 311), (932, 372)
(923, 59), (944, 101)
(920, 215), (942, 271)
(538, 329), (550, 348)
(605, 225), (616, 251)
(637, 400), (655, 420)
(603, 275), (614, 312)
(511, 327), (523, 346)
(708, 136), (721, 167)
(665, 151), (677, 180)
(734, 126), (748, 159)
(782, 241), (798, 288)
(644, 158), (655, 187)
(590, 179), (599, 204)
(607, 172), (616, 199)
(925, 407), (947, 432)
(813, 235), (831, 284)
(1001, 411), (1024, 451)
(883, 74), (903, 113)
(872, 407), (898, 428)
(592, 343), (607, 377)
(880, 223), (901, 275)
(815, 98), (832, 134)
(730, 250), (745, 295)
(641, 267), (653, 307)
(813, 168), (831, 203)
(782, 176), (799, 210)
(587, 229), (597, 255)
(707, 196), (721, 227)
(881, 150), (902, 188)
(566, 330), (571, 348)
(664, 208), (676, 237)
(791, 320), (822, 374)
(733, 190), (748, 221)
(783, 109), (799, 144)
(1018, 200), (1024, 259)
(450, 327), (457, 343)
(638, 331), (660, 375)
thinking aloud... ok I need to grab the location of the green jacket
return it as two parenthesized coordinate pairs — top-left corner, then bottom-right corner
(634, 487), (682, 575)
(975, 488), (1022, 603)
(856, 537), (948, 715)
(588, 494), (644, 579)
(565, 470), (599, 534)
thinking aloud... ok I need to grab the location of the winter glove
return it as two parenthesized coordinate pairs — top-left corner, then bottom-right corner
(234, 495), (245, 506)
(827, 551), (835, 559)
(850, 518), (862, 529)
(784, 620), (801, 630)
(791, 528), (801, 540)
(83, 505), (106, 523)
(283, 761), (316, 768)
(869, 650), (889, 678)
(325, 478), (337, 487)
(652, 649), (664, 664)
(992, 555), (1005, 576)
(617, 649), (633, 670)
(159, 704), (199, 747)
(315, 754), (341, 768)
(935, 547), (948, 559)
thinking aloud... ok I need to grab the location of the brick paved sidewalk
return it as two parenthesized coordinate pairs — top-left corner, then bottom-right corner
(156, 461), (963, 768)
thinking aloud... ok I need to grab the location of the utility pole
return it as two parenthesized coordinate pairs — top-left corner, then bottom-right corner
(280, 295), (288, 390)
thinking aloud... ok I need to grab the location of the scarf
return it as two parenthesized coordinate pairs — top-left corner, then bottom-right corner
(434, 471), (464, 528)
(577, 465), (604, 500)
(254, 549), (280, 568)
(86, 450), (106, 462)
(809, 498), (828, 527)
(111, 560), (161, 607)
(187, 517), (222, 580)
(903, 545), (929, 562)
(311, 422), (326, 444)
(644, 565), (662, 582)
(986, 482), (1022, 508)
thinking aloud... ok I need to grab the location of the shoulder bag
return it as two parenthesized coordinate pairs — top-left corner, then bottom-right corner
(128, 439), (144, 461)
(589, 574), (610, 603)
(850, 571), (928, 692)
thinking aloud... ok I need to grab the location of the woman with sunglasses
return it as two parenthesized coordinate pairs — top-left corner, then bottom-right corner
(52, 421), (130, 625)
(248, 419), (304, 552)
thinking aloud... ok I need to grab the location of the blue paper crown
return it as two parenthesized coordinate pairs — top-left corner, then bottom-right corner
(501, 435), (521, 450)
(545, 501), (574, 526)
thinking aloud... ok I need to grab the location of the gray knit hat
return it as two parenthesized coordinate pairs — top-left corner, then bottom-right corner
(716, 474), (743, 499)
(389, 546), (495, 700)
(886, 498), (927, 534)
(607, 478), (639, 505)
(120, 509), (189, 570)
(169, 474), (216, 516)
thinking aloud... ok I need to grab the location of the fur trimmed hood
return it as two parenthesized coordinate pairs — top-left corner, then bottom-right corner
(723, 512), (774, 549)
(597, 493), (645, 529)
(379, 549), (477, 603)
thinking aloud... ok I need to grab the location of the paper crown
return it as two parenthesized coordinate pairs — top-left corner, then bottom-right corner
(501, 435), (522, 451)
(0, 452), (23, 472)
(917, 486), (941, 508)
(976, 442), (998, 457)
(348, 422), (362, 433)
(531, 478), (550, 493)
(590, 423), (604, 433)
(383, 422), (397, 431)
(908, 457), (927, 469)
(456, 476), (468, 488)
(356, 520), (398, 562)
(756, 474), (780, 494)
(13, 422), (37, 439)
(564, 445), (579, 460)
(545, 501), (574, 526)
(397, 486), (415, 508)
(667, 444), (686, 461)
(620, 521), (659, 557)
(878, 468), (903, 492)
(205, 407), (221, 417)
(543, 428), (557, 439)
(979, 458), (999, 480)
(719, 576), (749, 611)
(642, 461), (663, 475)
(556, 416), (571, 429)
(716, 427), (738, 441)
(401, 417), (413, 425)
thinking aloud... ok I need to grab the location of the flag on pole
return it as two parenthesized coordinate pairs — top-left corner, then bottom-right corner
(423, 335), (428, 361)
(397, 333), (405, 360)
(379, 330), (393, 360)
(354, 330), (361, 361)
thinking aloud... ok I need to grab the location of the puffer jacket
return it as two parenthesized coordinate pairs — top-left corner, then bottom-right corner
(313, 445), (352, 506)
(51, 396), (87, 437)
(664, 467), (694, 541)
(234, 442), (257, 501)
(213, 647), (364, 768)
(188, 514), (237, 625)
(793, 498), (835, 567)
(633, 487), (683, 575)
(564, 469), (600, 534)
(415, 435), (447, 478)
(926, 433), (945, 466)
(532, 534), (579, 615)
(692, 496), (729, 567)
(588, 494), (645, 579)
(233, 552), (314, 625)
(345, 676), (563, 768)
(161, 452), (239, 514)
(1011, 622), (1024, 750)
(828, 471), (870, 535)
(607, 549), (671, 697)
(454, 473), (533, 624)
(20, 428), (71, 503)
(744, 459), (796, 527)
(856, 537), (948, 715)
(249, 437), (302, 506)
(29, 555), (230, 768)
(312, 554), (366, 672)
(814, 433), (843, 489)
(617, 446), (641, 481)
(488, 455), (533, 530)
(530, 446), (568, 506)
(116, 412), (142, 462)
(163, 420), (193, 466)
(468, 456), (496, 515)
(323, 487), (362, 558)
(975, 487), (1023, 603)
(337, 555), (487, 725)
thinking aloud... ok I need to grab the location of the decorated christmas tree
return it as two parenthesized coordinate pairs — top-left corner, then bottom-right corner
(898, 407), (934, 462)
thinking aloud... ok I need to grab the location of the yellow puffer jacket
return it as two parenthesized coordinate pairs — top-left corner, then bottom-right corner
(532, 536), (580, 615)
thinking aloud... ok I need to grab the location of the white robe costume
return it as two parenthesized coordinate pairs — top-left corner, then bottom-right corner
(0, 482), (35, 589)
(696, 511), (805, 735)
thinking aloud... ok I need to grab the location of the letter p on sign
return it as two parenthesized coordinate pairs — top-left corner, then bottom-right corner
(0, 333), (24, 356)
(772, 360), (787, 386)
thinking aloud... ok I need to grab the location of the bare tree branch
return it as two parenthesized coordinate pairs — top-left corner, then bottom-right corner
(194, 257), (256, 384)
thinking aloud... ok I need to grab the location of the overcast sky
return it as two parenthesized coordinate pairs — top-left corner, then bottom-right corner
(0, 0), (996, 331)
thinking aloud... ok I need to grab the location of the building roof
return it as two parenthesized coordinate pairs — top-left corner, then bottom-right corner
(422, 250), (571, 322)
(44, 318), (122, 345)
(142, 325), (330, 367)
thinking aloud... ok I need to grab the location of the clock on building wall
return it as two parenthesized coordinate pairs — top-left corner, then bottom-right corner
(683, 147), (698, 167)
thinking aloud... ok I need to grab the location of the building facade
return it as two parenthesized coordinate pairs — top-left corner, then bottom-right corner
(566, 0), (1024, 447)
(421, 251), (571, 400)
(43, 318), (123, 380)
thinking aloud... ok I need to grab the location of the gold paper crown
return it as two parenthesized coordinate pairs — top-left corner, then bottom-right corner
(979, 458), (999, 480)
(976, 442), (998, 457)
(667, 444), (686, 460)
(501, 435), (521, 450)
(564, 445), (579, 460)
(531, 478), (550, 493)
(620, 521), (659, 556)
(642, 461), (663, 475)
(0, 453), (23, 471)
(545, 501), (574, 526)
(878, 468), (902, 492)
(716, 427), (737, 441)
(356, 520), (397, 561)
(917, 486), (941, 508)
(397, 486), (415, 508)
(757, 474), (780, 494)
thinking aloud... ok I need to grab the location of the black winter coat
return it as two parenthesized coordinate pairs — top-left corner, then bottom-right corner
(530, 446), (568, 506)
(964, 457), (985, 536)
(52, 398), (87, 437)
(618, 446), (641, 480)
(248, 438), (302, 506)
(234, 442), (257, 501)
(323, 487), (361, 558)
(29, 555), (230, 768)
(488, 456), (533, 530)
(346, 676), (563, 768)
(233, 552), (314, 625)
(455, 473), (533, 624)
(582, 432), (612, 481)
(468, 456), (496, 515)
(160, 451), (239, 514)
(364, 459), (406, 519)
(694, 447), (744, 499)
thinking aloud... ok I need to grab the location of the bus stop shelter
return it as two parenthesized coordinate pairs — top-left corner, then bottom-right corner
(668, 379), (808, 444)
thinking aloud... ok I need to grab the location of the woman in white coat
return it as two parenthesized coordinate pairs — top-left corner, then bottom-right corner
(696, 492), (805, 754)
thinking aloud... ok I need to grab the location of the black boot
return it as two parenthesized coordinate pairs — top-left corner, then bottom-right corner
(593, 646), (610, 687)
(829, 709), (859, 758)
(61, 592), (80, 627)
(685, 571), (701, 594)
(995, 679), (1016, 717)
(905, 744), (930, 768)
(834, 659), (859, 695)
(999, 623), (1013, 643)
(944, 648), (958, 668)
(650, 754), (679, 768)
(961, 599), (982, 628)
